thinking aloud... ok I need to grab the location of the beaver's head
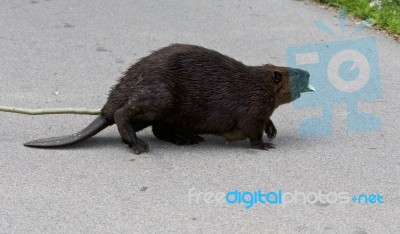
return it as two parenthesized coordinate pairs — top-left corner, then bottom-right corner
(263, 64), (314, 106)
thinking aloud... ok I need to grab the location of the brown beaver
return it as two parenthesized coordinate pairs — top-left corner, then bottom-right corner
(24, 44), (313, 154)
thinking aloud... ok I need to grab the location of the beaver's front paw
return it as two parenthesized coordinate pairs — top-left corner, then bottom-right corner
(265, 120), (277, 139)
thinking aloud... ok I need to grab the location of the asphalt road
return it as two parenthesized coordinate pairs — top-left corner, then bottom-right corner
(1, 0), (399, 233)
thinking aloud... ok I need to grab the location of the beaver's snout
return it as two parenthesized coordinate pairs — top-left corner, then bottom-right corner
(300, 71), (310, 90)
(288, 68), (313, 100)
(289, 68), (310, 91)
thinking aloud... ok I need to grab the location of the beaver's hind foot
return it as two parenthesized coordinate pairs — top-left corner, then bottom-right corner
(152, 125), (204, 145)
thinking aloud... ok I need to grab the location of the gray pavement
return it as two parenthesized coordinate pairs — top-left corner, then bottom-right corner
(1, 0), (399, 233)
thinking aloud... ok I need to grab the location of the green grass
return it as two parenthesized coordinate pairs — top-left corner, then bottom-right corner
(316, 0), (400, 35)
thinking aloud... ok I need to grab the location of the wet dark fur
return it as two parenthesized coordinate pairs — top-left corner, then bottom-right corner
(25, 44), (310, 154)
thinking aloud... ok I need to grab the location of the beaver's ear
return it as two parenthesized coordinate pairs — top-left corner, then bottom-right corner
(272, 71), (282, 83)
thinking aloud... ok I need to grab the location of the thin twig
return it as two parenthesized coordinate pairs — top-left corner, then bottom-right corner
(0, 106), (101, 115)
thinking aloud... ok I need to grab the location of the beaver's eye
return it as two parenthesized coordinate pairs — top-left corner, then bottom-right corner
(273, 71), (282, 83)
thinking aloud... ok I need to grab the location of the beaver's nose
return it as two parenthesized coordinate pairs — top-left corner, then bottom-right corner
(302, 70), (310, 83)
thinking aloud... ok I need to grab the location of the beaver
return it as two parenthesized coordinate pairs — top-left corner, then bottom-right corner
(24, 44), (314, 154)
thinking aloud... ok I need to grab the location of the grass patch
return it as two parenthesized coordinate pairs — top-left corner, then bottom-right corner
(316, 0), (400, 35)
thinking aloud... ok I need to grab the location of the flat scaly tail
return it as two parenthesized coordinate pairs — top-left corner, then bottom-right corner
(24, 115), (112, 147)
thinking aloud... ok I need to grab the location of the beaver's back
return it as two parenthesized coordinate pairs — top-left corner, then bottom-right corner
(154, 45), (273, 134)
(102, 44), (274, 134)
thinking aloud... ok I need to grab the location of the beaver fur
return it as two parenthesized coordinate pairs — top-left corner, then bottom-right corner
(24, 44), (311, 154)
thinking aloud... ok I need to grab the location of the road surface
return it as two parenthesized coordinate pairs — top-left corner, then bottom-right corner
(0, 0), (399, 233)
